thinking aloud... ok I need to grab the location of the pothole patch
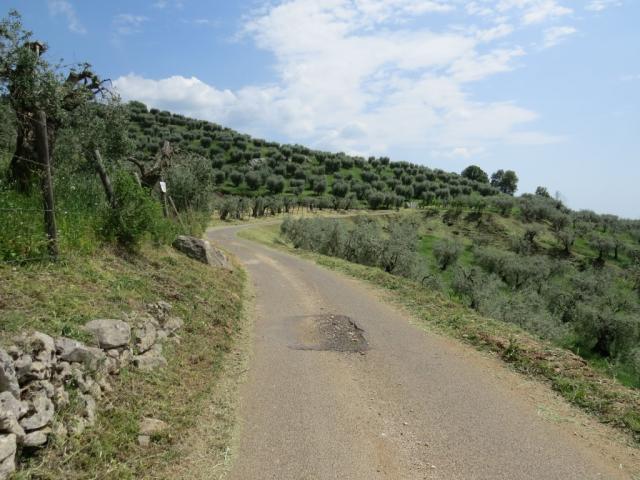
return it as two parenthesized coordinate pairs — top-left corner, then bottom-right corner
(292, 314), (368, 353)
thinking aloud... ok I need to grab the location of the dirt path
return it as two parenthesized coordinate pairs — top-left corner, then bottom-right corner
(207, 224), (637, 480)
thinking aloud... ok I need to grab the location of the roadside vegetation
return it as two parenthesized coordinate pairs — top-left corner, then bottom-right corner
(0, 11), (246, 478)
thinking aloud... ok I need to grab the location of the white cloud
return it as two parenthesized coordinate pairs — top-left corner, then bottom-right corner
(521, 1), (572, 24)
(113, 14), (148, 37)
(47, 0), (86, 34)
(115, 0), (570, 158)
(466, 0), (572, 25)
(542, 25), (577, 48)
(153, 0), (184, 9)
(586, 0), (622, 12)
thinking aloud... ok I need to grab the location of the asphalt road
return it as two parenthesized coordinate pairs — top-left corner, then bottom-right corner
(208, 224), (633, 480)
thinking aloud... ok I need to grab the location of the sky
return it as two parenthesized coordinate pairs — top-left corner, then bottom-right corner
(9, 0), (640, 218)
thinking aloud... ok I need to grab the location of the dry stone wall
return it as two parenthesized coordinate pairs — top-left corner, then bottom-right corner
(0, 301), (183, 479)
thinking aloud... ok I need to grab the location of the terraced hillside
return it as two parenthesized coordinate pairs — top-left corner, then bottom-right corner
(125, 101), (508, 207)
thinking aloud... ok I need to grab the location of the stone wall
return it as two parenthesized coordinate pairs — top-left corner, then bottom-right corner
(0, 301), (183, 479)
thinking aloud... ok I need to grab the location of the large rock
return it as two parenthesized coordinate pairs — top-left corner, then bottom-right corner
(0, 399), (24, 441)
(83, 320), (131, 350)
(172, 236), (233, 270)
(22, 428), (50, 448)
(0, 434), (16, 479)
(133, 344), (167, 371)
(55, 337), (106, 371)
(18, 332), (55, 365)
(19, 394), (54, 431)
(0, 393), (27, 421)
(0, 350), (19, 399)
(13, 355), (33, 383)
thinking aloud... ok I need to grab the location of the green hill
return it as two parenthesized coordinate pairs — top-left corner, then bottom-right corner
(124, 100), (505, 207)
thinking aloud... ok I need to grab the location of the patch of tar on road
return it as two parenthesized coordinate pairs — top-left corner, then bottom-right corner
(291, 314), (369, 353)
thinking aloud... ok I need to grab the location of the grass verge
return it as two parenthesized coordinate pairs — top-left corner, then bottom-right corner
(0, 244), (246, 479)
(240, 223), (640, 445)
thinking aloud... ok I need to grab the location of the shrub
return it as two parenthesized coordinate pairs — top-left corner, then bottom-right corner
(99, 172), (164, 250)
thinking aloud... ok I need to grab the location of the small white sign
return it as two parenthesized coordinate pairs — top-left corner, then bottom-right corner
(159, 181), (167, 193)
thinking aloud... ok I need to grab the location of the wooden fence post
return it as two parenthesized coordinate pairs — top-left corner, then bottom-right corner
(34, 110), (58, 259)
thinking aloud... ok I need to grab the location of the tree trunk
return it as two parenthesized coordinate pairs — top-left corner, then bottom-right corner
(9, 118), (38, 192)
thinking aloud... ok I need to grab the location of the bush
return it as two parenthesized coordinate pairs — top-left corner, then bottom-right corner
(99, 172), (164, 250)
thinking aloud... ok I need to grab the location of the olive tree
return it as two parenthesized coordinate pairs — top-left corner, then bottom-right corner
(266, 175), (285, 194)
(491, 169), (519, 195)
(432, 238), (463, 271)
(461, 165), (489, 184)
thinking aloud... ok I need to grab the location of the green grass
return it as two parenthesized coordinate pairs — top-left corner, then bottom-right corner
(240, 222), (640, 444)
(1, 245), (247, 479)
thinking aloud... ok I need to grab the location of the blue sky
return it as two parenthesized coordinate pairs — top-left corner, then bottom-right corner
(10, 0), (640, 218)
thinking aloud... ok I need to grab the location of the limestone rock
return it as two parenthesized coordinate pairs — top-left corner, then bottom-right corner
(0, 350), (19, 399)
(25, 361), (48, 381)
(172, 235), (233, 270)
(22, 428), (50, 448)
(24, 380), (55, 399)
(139, 417), (168, 437)
(83, 320), (131, 350)
(0, 434), (16, 479)
(20, 394), (54, 431)
(0, 434), (15, 461)
(79, 394), (96, 426)
(163, 317), (184, 335)
(13, 355), (33, 383)
(137, 435), (150, 447)
(0, 392), (27, 420)
(54, 361), (73, 382)
(0, 409), (24, 441)
(55, 337), (107, 371)
(133, 344), (167, 371)
(19, 332), (56, 365)
(134, 321), (157, 354)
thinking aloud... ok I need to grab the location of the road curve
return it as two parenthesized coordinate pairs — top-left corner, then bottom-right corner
(208, 224), (632, 480)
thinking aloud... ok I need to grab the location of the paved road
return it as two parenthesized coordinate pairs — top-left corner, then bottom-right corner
(208, 225), (632, 480)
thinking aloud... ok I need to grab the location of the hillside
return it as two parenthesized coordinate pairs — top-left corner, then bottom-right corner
(124, 101), (507, 208)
